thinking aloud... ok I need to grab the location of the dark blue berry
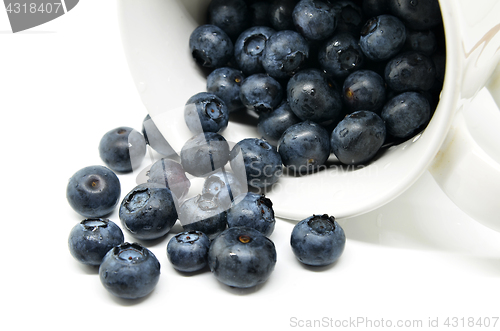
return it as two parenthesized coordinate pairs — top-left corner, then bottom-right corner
(180, 132), (230, 177)
(292, 0), (338, 41)
(66, 165), (121, 218)
(359, 14), (406, 62)
(278, 120), (331, 173)
(287, 68), (343, 123)
(333, 0), (364, 36)
(119, 183), (178, 240)
(268, 0), (299, 31)
(388, 0), (442, 31)
(68, 218), (124, 266)
(381, 91), (430, 139)
(98, 126), (147, 173)
(147, 158), (191, 199)
(229, 137), (282, 188)
(99, 242), (160, 299)
(318, 32), (365, 79)
(227, 193), (276, 237)
(257, 100), (301, 146)
(404, 29), (437, 56)
(184, 92), (229, 134)
(202, 170), (246, 210)
(208, 226), (277, 288)
(189, 24), (233, 68)
(239, 73), (283, 113)
(167, 231), (211, 273)
(330, 110), (386, 165)
(248, 1), (272, 27)
(343, 69), (386, 113)
(179, 193), (228, 240)
(384, 51), (436, 92)
(206, 67), (246, 112)
(234, 26), (276, 75)
(208, 0), (250, 40)
(290, 214), (345, 266)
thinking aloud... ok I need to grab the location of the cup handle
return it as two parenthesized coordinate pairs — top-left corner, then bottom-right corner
(429, 77), (500, 231)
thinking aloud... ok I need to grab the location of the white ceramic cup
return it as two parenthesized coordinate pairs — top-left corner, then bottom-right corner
(118, 0), (500, 230)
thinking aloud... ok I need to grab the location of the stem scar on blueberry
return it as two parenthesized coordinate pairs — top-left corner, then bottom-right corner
(238, 235), (252, 244)
(117, 129), (127, 134)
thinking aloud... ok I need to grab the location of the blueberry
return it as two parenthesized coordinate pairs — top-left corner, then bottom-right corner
(208, 226), (277, 288)
(227, 193), (275, 237)
(261, 30), (310, 80)
(66, 165), (121, 218)
(142, 115), (176, 157)
(98, 126), (147, 173)
(384, 51), (436, 92)
(286, 68), (343, 124)
(234, 26), (276, 75)
(166, 231), (211, 273)
(147, 158), (191, 199)
(248, 1), (272, 27)
(318, 32), (365, 79)
(388, 0), (442, 31)
(333, 0), (364, 36)
(268, 0), (299, 31)
(239, 73), (283, 113)
(202, 170), (246, 210)
(229, 137), (282, 188)
(380, 91), (431, 139)
(119, 183), (178, 240)
(359, 14), (406, 62)
(99, 242), (160, 299)
(290, 214), (345, 266)
(184, 92), (229, 134)
(330, 110), (386, 165)
(180, 132), (230, 177)
(206, 67), (246, 112)
(68, 218), (124, 266)
(404, 29), (437, 56)
(179, 193), (228, 240)
(292, 0), (338, 41)
(277, 120), (331, 173)
(362, 0), (390, 18)
(189, 24), (233, 68)
(257, 100), (301, 146)
(208, 0), (250, 40)
(342, 69), (386, 113)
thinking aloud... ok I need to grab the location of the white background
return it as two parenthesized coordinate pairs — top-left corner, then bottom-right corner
(1, 2), (500, 330)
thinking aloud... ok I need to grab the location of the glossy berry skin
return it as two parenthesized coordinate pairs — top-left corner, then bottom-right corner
(343, 70), (386, 113)
(262, 30), (310, 80)
(189, 24), (233, 68)
(330, 110), (386, 165)
(167, 231), (211, 273)
(229, 137), (282, 188)
(147, 158), (191, 199)
(227, 193), (275, 237)
(184, 92), (229, 134)
(240, 73), (283, 113)
(180, 132), (230, 177)
(206, 67), (246, 112)
(98, 126), (147, 173)
(68, 218), (124, 266)
(359, 14), (406, 62)
(99, 242), (160, 300)
(384, 51), (436, 92)
(318, 32), (365, 79)
(119, 183), (178, 240)
(292, 0), (338, 41)
(387, 0), (442, 31)
(290, 214), (345, 266)
(179, 194), (227, 240)
(278, 121), (331, 173)
(234, 26), (276, 75)
(202, 170), (245, 210)
(287, 68), (343, 124)
(257, 101), (301, 146)
(142, 115), (176, 157)
(381, 91), (431, 139)
(66, 165), (121, 218)
(268, 0), (299, 31)
(208, 226), (277, 288)
(208, 0), (250, 40)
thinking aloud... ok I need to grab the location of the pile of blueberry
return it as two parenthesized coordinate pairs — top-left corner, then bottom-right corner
(190, 0), (445, 170)
(66, 117), (346, 299)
